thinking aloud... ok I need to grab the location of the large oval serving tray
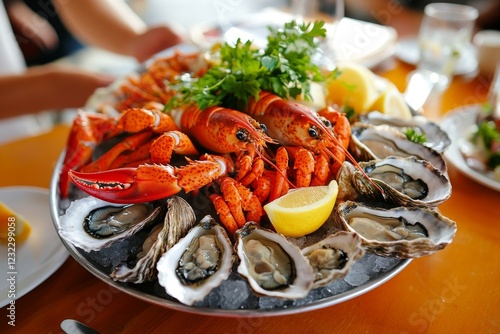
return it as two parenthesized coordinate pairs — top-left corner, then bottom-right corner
(50, 152), (411, 317)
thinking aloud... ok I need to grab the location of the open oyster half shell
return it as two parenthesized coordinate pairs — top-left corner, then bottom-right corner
(337, 156), (452, 208)
(156, 215), (234, 306)
(301, 231), (365, 288)
(58, 196), (162, 252)
(334, 201), (457, 258)
(361, 111), (451, 153)
(350, 123), (447, 173)
(235, 222), (315, 299)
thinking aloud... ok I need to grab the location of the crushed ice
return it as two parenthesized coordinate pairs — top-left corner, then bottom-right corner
(191, 252), (403, 310)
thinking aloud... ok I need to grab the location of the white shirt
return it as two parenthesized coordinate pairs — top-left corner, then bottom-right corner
(0, 2), (53, 144)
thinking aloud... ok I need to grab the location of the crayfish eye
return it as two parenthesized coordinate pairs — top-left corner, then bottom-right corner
(236, 129), (248, 141)
(321, 118), (332, 128)
(308, 126), (319, 138)
(260, 124), (268, 133)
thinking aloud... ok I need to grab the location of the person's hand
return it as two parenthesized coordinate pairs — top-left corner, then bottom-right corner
(0, 64), (115, 118)
(130, 24), (186, 63)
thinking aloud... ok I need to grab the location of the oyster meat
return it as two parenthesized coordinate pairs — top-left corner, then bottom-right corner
(58, 196), (162, 252)
(335, 201), (457, 258)
(337, 156), (452, 207)
(156, 215), (234, 306)
(110, 196), (196, 283)
(235, 222), (315, 299)
(301, 231), (365, 288)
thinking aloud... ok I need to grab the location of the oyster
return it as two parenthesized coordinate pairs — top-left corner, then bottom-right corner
(301, 231), (365, 288)
(361, 111), (451, 153)
(350, 123), (447, 173)
(235, 222), (315, 299)
(58, 196), (162, 252)
(335, 201), (457, 258)
(337, 156), (452, 207)
(156, 215), (234, 306)
(110, 196), (196, 283)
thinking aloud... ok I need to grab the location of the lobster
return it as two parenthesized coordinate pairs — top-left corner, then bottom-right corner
(60, 103), (277, 233)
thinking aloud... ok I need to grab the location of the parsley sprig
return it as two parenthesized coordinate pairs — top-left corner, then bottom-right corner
(405, 128), (427, 144)
(168, 20), (331, 111)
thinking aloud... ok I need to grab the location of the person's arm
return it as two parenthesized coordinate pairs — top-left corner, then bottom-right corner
(53, 0), (184, 62)
(0, 64), (113, 118)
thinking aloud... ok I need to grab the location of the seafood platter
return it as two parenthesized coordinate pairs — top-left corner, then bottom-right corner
(50, 21), (457, 316)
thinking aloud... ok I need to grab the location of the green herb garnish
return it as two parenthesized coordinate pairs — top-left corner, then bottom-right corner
(474, 120), (500, 168)
(474, 121), (498, 150)
(167, 20), (331, 111)
(405, 128), (427, 144)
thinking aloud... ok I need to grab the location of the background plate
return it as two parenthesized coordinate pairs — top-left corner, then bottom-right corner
(0, 186), (69, 307)
(440, 105), (500, 191)
(190, 9), (397, 69)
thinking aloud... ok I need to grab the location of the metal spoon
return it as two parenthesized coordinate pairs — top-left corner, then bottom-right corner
(60, 319), (100, 334)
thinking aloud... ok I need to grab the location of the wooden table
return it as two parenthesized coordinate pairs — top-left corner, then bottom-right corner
(1, 59), (499, 334)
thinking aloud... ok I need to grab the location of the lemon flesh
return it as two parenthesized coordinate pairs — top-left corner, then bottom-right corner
(370, 83), (412, 119)
(326, 62), (379, 114)
(0, 201), (31, 244)
(264, 181), (339, 237)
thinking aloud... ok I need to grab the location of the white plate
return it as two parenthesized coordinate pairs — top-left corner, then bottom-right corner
(0, 186), (69, 307)
(440, 105), (500, 191)
(396, 38), (478, 75)
(190, 9), (398, 69)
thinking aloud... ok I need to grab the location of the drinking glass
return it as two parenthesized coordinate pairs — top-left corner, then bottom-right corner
(290, 0), (344, 67)
(417, 3), (478, 91)
(291, 0), (344, 22)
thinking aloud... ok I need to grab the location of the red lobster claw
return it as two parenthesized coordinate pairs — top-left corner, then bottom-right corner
(68, 165), (182, 204)
(68, 155), (229, 204)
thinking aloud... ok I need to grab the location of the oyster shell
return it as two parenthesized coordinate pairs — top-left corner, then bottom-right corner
(156, 215), (234, 306)
(361, 111), (451, 153)
(301, 231), (365, 288)
(350, 123), (447, 173)
(110, 196), (196, 283)
(337, 156), (452, 207)
(58, 196), (162, 252)
(235, 222), (315, 299)
(335, 201), (457, 258)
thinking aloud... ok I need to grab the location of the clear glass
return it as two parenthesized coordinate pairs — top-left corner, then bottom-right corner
(290, 0), (344, 67)
(417, 3), (478, 91)
(291, 0), (344, 21)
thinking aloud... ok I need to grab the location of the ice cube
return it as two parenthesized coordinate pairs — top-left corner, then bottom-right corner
(218, 280), (249, 309)
(344, 261), (370, 287)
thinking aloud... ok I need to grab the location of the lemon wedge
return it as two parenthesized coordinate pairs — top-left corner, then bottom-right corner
(0, 201), (31, 244)
(326, 62), (379, 114)
(292, 82), (327, 110)
(370, 83), (412, 119)
(263, 180), (339, 237)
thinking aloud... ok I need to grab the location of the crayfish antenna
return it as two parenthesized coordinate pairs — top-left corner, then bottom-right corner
(320, 126), (387, 198)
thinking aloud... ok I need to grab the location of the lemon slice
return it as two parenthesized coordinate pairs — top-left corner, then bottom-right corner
(291, 82), (327, 110)
(0, 201), (31, 244)
(370, 83), (412, 119)
(326, 62), (379, 114)
(263, 180), (339, 237)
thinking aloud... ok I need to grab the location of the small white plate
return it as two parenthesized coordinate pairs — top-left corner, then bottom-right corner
(396, 38), (478, 75)
(440, 105), (500, 192)
(0, 186), (69, 307)
(190, 9), (398, 69)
